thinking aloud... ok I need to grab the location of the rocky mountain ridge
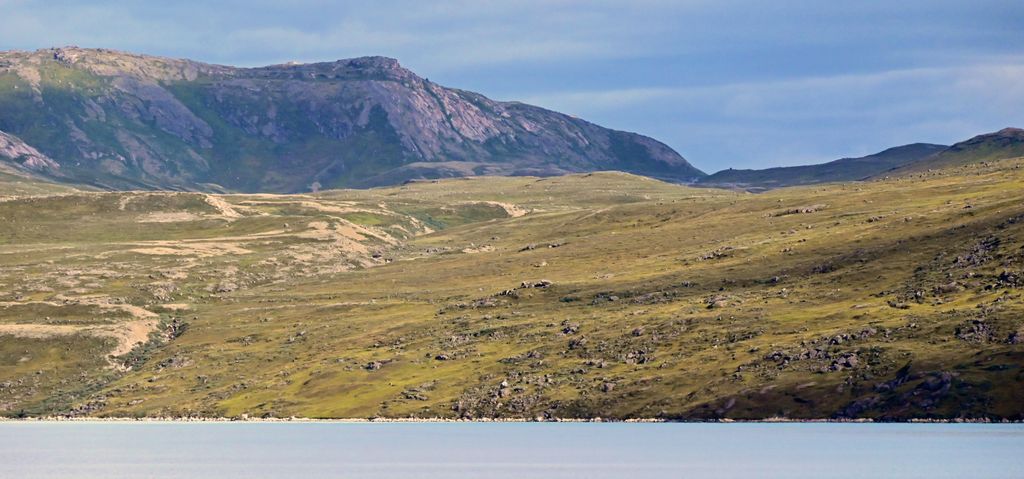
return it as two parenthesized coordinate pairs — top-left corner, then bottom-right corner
(0, 47), (703, 192)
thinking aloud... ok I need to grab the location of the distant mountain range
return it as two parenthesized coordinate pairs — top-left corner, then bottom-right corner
(697, 143), (947, 190)
(0, 47), (703, 192)
(698, 127), (1024, 190)
(1, 47), (1021, 194)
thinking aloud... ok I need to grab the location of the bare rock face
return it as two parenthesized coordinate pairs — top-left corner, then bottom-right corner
(0, 130), (60, 171)
(0, 47), (704, 192)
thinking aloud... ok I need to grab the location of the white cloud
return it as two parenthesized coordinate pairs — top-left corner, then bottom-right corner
(520, 60), (1024, 171)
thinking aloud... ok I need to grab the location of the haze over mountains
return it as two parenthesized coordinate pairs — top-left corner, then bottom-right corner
(0, 47), (702, 192)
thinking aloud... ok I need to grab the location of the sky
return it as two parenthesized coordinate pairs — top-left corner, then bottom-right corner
(1, 0), (1022, 173)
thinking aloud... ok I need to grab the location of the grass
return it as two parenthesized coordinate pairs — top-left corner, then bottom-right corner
(0, 162), (1022, 420)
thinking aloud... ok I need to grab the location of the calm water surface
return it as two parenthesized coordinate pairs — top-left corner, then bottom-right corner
(0, 422), (1021, 478)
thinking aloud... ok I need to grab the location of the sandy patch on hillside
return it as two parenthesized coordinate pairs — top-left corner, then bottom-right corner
(127, 242), (253, 257)
(467, 201), (529, 218)
(0, 318), (159, 358)
(203, 195), (243, 218)
(111, 218), (389, 260)
(236, 198), (437, 236)
(240, 199), (359, 215)
(0, 296), (160, 363)
(159, 303), (191, 311)
(137, 212), (202, 223)
(0, 298), (157, 320)
(296, 219), (398, 253)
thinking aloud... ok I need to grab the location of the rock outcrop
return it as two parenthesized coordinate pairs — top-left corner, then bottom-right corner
(0, 47), (703, 192)
(0, 130), (60, 172)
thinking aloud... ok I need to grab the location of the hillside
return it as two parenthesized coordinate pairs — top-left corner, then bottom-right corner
(881, 128), (1024, 176)
(0, 168), (82, 197)
(0, 131), (83, 196)
(698, 143), (946, 191)
(1, 160), (1023, 421)
(0, 47), (703, 192)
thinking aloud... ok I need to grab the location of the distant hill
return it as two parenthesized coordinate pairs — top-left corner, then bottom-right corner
(3, 163), (1024, 420)
(0, 47), (704, 192)
(879, 128), (1024, 176)
(698, 143), (947, 191)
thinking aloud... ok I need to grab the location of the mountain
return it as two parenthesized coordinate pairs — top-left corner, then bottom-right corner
(698, 143), (947, 190)
(0, 129), (60, 172)
(0, 129), (76, 192)
(0, 47), (703, 192)
(880, 128), (1024, 176)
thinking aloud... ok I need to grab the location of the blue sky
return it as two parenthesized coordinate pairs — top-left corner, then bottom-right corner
(1, 0), (1022, 173)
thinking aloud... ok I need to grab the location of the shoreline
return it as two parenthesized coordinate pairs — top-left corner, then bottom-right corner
(1, 416), (1019, 424)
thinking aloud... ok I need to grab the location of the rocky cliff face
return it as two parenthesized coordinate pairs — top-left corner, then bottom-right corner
(0, 130), (60, 172)
(0, 47), (703, 192)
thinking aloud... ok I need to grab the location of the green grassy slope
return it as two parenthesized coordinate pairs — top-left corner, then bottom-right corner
(0, 165), (82, 197)
(883, 128), (1024, 176)
(1, 164), (1023, 420)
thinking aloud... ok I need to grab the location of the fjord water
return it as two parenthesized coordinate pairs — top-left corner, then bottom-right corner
(1, 423), (1022, 478)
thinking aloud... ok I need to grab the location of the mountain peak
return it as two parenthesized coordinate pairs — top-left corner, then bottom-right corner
(994, 127), (1024, 137)
(0, 47), (701, 192)
(949, 127), (1024, 151)
(250, 55), (418, 82)
(341, 56), (403, 69)
(45, 45), (203, 67)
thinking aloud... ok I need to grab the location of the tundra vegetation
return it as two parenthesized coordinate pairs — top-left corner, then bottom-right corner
(1, 157), (1023, 421)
